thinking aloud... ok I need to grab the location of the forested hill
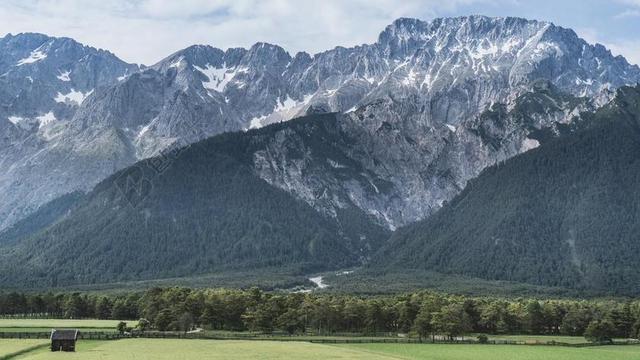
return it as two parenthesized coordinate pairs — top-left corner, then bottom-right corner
(376, 85), (640, 296)
(0, 113), (388, 288)
(0, 191), (83, 246)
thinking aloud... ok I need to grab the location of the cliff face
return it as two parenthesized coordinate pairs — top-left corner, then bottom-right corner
(2, 16), (639, 230)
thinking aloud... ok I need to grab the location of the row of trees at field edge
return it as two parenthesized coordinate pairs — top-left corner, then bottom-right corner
(1, 288), (639, 343)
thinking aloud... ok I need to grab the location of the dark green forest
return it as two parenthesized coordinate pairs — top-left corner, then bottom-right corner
(0, 191), (83, 246)
(1, 288), (639, 343)
(0, 114), (388, 288)
(378, 86), (640, 295)
(4, 85), (640, 297)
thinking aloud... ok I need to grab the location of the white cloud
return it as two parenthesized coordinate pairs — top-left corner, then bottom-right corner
(614, 9), (640, 18)
(614, 0), (640, 17)
(0, 0), (501, 65)
(617, 0), (640, 6)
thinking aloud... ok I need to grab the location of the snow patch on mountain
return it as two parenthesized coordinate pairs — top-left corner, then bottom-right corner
(54, 89), (93, 105)
(401, 67), (418, 86)
(249, 114), (268, 129)
(193, 63), (250, 93)
(469, 41), (500, 59)
(194, 64), (228, 92)
(16, 49), (47, 66)
(275, 95), (297, 112)
(521, 138), (540, 152)
(7, 116), (24, 125)
(56, 70), (71, 82)
(249, 94), (313, 129)
(169, 56), (184, 68)
(36, 112), (56, 127)
(135, 118), (157, 140)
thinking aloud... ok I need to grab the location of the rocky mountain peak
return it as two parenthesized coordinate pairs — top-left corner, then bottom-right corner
(237, 42), (291, 73)
(2, 16), (640, 234)
(153, 44), (225, 72)
(0, 32), (131, 72)
(377, 16), (548, 56)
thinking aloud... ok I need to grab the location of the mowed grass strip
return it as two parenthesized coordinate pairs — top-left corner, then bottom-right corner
(0, 340), (48, 358)
(0, 328), (116, 333)
(16, 339), (640, 360)
(0, 319), (122, 329)
(338, 343), (640, 360)
(18, 339), (399, 359)
(486, 334), (604, 344)
(7, 338), (640, 360)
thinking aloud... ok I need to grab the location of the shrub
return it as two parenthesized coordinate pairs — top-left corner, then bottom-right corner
(477, 334), (489, 344)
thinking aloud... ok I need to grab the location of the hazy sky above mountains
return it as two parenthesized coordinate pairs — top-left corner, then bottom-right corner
(0, 0), (638, 65)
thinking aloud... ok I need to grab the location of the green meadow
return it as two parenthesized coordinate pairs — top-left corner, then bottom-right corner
(0, 319), (121, 334)
(10, 339), (388, 359)
(1, 319), (639, 360)
(0, 319), (122, 329)
(1, 339), (639, 360)
(0, 340), (48, 359)
(337, 343), (640, 360)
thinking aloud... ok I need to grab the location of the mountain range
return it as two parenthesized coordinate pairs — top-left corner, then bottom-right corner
(1, 15), (640, 294)
(3, 16), (639, 231)
(376, 85), (640, 296)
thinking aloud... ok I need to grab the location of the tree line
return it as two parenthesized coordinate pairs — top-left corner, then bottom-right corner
(1, 288), (639, 343)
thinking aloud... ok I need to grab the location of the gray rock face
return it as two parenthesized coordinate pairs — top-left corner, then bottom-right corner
(1, 16), (639, 231)
(253, 82), (596, 230)
(0, 33), (138, 122)
(0, 33), (138, 229)
(248, 16), (639, 229)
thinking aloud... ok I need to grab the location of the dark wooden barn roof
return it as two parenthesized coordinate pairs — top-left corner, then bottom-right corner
(50, 329), (78, 340)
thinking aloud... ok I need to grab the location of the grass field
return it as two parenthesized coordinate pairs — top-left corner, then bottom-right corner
(12, 339), (393, 359)
(0, 319), (121, 333)
(338, 343), (640, 360)
(2, 339), (639, 359)
(485, 334), (598, 344)
(0, 339), (47, 358)
(0, 319), (602, 343)
(0, 319), (122, 329)
(0, 328), (116, 333)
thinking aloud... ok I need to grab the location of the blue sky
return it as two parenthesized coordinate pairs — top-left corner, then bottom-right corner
(0, 0), (638, 65)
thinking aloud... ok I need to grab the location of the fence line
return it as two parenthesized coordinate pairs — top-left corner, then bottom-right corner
(0, 314), (64, 319)
(0, 331), (637, 348)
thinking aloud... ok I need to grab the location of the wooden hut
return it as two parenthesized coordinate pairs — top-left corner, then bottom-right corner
(50, 329), (78, 352)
